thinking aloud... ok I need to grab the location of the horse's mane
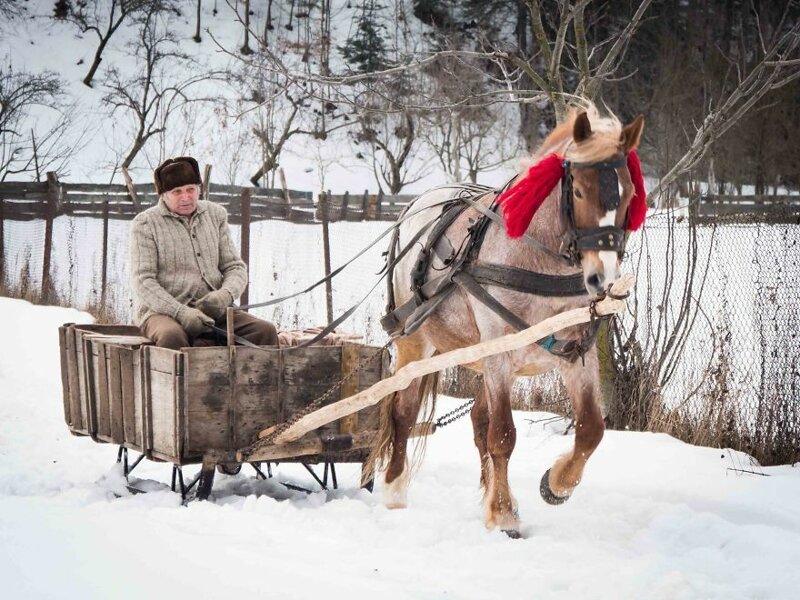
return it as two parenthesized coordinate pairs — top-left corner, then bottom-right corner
(530, 99), (623, 166)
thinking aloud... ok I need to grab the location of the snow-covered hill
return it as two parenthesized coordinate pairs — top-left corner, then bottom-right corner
(1, 0), (513, 193)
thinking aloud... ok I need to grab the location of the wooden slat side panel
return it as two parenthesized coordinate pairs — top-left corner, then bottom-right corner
(131, 349), (144, 449)
(356, 344), (390, 433)
(81, 335), (99, 436)
(107, 345), (125, 444)
(185, 348), (231, 453)
(92, 341), (111, 441)
(118, 346), (139, 448)
(282, 347), (342, 437)
(58, 326), (72, 427)
(145, 347), (183, 461)
(233, 347), (282, 447)
(64, 326), (85, 434)
(339, 344), (360, 434)
(73, 329), (90, 433)
(149, 370), (179, 459)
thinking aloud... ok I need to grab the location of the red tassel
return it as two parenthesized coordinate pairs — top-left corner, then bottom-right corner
(626, 150), (647, 231)
(498, 153), (564, 238)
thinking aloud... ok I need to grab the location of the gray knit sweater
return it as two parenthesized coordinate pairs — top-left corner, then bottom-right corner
(129, 198), (248, 326)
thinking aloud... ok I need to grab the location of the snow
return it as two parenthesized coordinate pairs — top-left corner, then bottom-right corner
(1, 297), (800, 599)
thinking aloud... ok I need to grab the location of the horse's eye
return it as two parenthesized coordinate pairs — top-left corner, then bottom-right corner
(574, 189), (583, 199)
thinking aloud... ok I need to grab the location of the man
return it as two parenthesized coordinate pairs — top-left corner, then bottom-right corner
(130, 156), (278, 349)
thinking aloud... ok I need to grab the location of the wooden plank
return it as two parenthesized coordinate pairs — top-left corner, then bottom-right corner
(65, 327), (84, 432)
(271, 274), (636, 444)
(145, 347), (183, 461)
(281, 346), (342, 437)
(233, 347), (281, 446)
(71, 328), (90, 433)
(338, 344), (361, 435)
(184, 347), (231, 453)
(148, 368), (179, 459)
(58, 326), (73, 428)
(148, 346), (186, 374)
(93, 341), (111, 441)
(131, 348), (144, 449)
(79, 334), (99, 436)
(108, 345), (125, 444)
(116, 346), (139, 448)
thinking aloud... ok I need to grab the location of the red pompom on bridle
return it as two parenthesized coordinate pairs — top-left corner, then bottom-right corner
(497, 150), (647, 237)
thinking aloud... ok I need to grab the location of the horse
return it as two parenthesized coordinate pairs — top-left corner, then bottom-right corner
(368, 100), (646, 537)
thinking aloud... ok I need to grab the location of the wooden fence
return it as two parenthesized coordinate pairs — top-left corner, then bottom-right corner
(695, 193), (800, 222)
(0, 175), (415, 313)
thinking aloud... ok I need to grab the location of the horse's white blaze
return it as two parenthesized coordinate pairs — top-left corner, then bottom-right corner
(599, 210), (619, 282)
(383, 461), (411, 509)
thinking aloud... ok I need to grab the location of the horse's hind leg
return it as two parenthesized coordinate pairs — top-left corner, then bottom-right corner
(382, 335), (430, 509)
(541, 349), (605, 504)
(481, 356), (519, 533)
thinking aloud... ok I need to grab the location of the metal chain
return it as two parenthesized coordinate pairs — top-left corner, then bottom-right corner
(434, 398), (475, 429)
(249, 339), (393, 452)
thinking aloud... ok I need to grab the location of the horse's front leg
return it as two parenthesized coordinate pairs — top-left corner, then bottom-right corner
(541, 348), (605, 504)
(469, 384), (490, 490)
(481, 356), (519, 535)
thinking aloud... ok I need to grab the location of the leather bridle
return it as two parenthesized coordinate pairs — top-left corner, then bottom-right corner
(559, 155), (630, 266)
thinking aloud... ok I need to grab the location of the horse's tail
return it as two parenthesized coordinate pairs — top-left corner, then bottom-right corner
(363, 370), (440, 486)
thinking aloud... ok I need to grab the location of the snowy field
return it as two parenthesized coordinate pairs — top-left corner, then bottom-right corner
(2, 297), (800, 600)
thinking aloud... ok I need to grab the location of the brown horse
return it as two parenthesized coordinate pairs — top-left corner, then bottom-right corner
(370, 100), (645, 536)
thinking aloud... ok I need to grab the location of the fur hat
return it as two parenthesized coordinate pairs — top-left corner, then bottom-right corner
(154, 156), (202, 194)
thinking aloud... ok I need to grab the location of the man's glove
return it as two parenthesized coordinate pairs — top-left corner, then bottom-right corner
(195, 289), (234, 320)
(177, 306), (215, 336)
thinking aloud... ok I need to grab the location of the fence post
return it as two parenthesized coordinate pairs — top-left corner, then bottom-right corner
(240, 187), (251, 310)
(100, 197), (109, 308)
(361, 189), (369, 219)
(42, 172), (60, 300)
(0, 196), (4, 287)
(340, 191), (350, 221)
(319, 191), (333, 324)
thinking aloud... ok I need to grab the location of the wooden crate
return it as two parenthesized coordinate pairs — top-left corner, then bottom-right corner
(60, 323), (389, 465)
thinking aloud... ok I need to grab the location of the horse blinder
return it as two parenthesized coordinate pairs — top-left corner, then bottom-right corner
(559, 157), (629, 265)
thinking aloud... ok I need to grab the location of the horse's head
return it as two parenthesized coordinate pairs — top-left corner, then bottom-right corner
(499, 105), (646, 297)
(565, 112), (644, 295)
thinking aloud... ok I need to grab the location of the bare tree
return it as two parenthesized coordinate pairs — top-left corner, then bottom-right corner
(0, 67), (82, 181)
(354, 105), (428, 194)
(101, 10), (218, 170)
(59, 0), (176, 87)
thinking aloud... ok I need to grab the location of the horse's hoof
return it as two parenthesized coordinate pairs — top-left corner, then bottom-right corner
(502, 529), (522, 539)
(539, 469), (570, 505)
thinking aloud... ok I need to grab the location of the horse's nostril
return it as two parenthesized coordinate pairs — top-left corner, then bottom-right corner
(587, 273), (604, 290)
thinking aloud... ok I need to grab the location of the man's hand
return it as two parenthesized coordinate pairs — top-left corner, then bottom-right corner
(195, 289), (234, 320)
(177, 306), (215, 336)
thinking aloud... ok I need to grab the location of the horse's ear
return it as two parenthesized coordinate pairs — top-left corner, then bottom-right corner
(573, 112), (592, 143)
(621, 114), (644, 153)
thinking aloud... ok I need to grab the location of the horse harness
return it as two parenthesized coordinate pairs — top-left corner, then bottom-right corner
(380, 156), (631, 363)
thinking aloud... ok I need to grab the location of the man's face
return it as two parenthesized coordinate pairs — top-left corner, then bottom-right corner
(164, 184), (200, 216)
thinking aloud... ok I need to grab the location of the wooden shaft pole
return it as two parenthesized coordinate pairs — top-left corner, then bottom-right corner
(268, 274), (635, 445)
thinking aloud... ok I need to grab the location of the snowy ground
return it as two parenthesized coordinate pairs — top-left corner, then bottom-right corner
(1, 297), (800, 600)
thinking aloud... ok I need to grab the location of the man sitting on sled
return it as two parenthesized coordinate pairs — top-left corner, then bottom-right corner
(130, 156), (278, 349)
